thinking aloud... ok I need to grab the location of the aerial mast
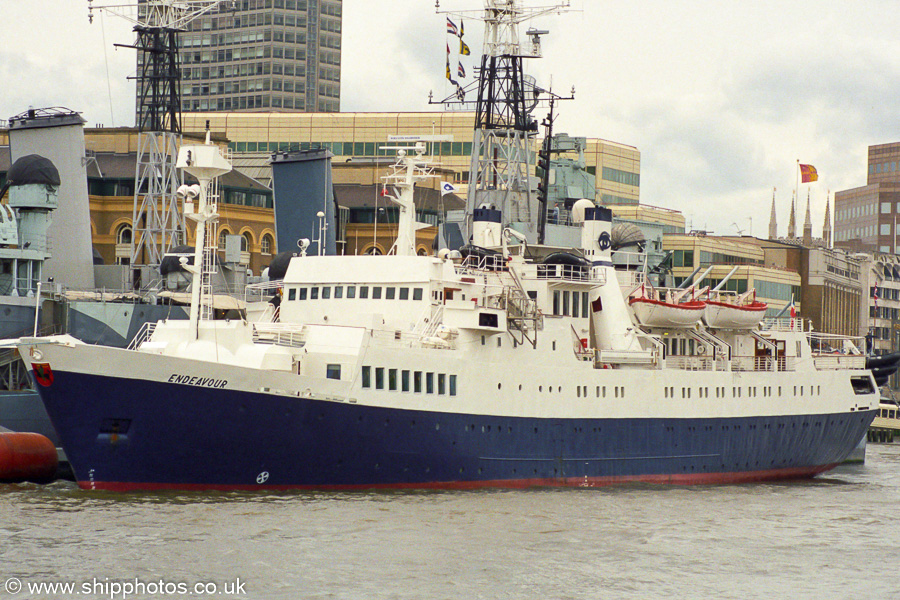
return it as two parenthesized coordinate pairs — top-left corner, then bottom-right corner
(88, 0), (231, 276)
(434, 0), (571, 244)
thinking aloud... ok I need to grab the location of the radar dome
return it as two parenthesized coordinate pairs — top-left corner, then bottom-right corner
(570, 199), (595, 224)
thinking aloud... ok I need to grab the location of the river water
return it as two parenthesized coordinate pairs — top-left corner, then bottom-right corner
(2, 444), (900, 600)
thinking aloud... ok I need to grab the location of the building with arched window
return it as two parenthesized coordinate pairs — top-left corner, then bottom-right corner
(72, 133), (275, 275)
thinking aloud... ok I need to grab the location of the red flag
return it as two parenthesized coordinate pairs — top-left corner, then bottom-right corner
(800, 164), (818, 183)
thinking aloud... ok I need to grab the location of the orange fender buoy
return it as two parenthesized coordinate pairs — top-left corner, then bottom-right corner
(0, 432), (58, 483)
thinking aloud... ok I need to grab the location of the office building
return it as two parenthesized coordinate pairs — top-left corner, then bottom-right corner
(167, 0), (342, 116)
(181, 111), (642, 204)
(834, 142), (900, 253)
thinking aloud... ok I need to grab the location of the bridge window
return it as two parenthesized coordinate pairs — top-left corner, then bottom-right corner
(326, 364), (341, 380)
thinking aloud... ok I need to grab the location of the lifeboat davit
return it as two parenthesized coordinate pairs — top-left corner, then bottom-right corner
(0, 431), (58, 483)
(703, 300), (768, 329)
(629, 297), (706, 328)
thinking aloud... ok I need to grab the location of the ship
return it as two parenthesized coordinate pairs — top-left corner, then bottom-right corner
(8, 134), (880, 491)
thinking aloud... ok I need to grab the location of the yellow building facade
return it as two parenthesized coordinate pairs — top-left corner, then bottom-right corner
(663, 233), (802, 317)
(181, 111), (642, 205)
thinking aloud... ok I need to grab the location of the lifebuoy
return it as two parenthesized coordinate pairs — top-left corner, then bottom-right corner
(697, 345), (707, 355)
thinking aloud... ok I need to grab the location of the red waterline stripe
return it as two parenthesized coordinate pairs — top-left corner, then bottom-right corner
(78, 464), (839, 492)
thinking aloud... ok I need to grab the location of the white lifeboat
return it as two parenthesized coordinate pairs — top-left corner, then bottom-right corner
(702, 291), (768, 329)
(629, 297), (707, 328)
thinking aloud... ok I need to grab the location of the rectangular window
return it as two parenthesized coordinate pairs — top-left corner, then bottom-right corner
(426, 372), (435, 394)
(298, 287), (308, 300)
(361, 366), (371, 388)
(572, 291), (580, 318)
(414, 371), (422, 393)
(346, 286), (356, 298)
(449, 374), (457, 396)
(479, 313), (499, 327)
(310, 287), (319, 300)
(322, 286), (331, 299)
(326, 364), (341, 380)
(372, 286), (383, 299)
(288, 288), (297, 301)
(562, 291), (570, 316)
(582, 292), (590, 316)
(438, 373), (446, 395)
(388, 368), (398, 391)
(334, 286), (343, 298)
(553, 290), (560, 315)
(413, 288), (423, 300)
(386, 287), (396, 300)
(359, 286), (369, 299)
(375, 367), (384, 390)
(399, 287), (409, 300)
(401, 370), (410, 392)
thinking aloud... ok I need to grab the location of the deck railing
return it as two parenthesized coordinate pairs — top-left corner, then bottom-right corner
(252, 322), (307, 347)
(813, 354), (867, 370)
(128, 321), (157, 350)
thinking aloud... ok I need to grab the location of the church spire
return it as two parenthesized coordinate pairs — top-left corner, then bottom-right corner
(803, 189), (813, 245)
(823, 191), (832, 248)
(768, 187), (778, 239)
(788, 191), (797, 239)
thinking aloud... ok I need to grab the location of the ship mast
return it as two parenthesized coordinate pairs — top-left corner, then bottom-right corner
(435, 0), (571, 244)
(381, 142), (436, 256)
(175, 130), (232, 339)
(88, 0), (233, 272)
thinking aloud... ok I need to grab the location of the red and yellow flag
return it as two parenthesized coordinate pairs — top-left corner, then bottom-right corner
(800, 164), (818, 183)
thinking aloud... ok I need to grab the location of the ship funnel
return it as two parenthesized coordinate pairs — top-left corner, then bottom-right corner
(472, 208), (502, 248)
(581, 205), (613, 263)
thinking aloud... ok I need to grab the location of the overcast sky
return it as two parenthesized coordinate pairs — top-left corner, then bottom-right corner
(2, 0), (899, 237)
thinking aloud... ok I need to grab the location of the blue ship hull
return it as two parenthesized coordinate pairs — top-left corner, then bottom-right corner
(37, 369), (876, 491)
